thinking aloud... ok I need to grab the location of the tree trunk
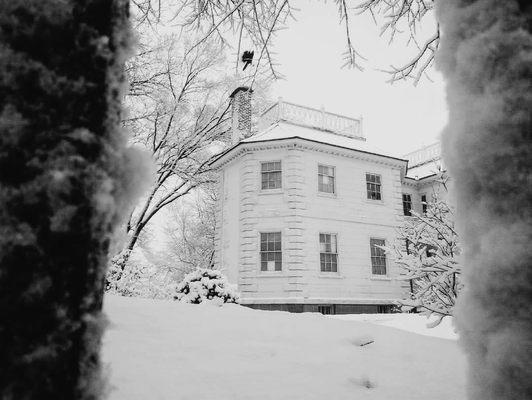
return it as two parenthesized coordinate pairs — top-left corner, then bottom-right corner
(436, 1), (532, 399)
(0, 1), (144, 398)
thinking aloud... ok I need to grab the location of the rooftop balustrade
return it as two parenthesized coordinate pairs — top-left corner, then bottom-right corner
(258, 100), (364, 140)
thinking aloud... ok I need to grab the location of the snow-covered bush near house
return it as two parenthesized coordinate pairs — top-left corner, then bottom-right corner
(174, 268), (240, 304)
(103, 295), (467, 400)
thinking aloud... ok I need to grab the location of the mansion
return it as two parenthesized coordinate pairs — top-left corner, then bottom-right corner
(210, 87), (445, 314)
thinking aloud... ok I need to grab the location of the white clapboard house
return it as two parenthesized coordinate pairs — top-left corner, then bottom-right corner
(210, 87), (445, 314)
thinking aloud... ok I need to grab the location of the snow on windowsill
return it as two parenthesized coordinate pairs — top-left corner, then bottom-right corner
(369, 275), (392, 281)
(364, 198), (385, 206)
(318, 273), (344, 279)
(317, 191), (337, 199)
(257, 271), (285, 277)
(258, 188), (283, 195)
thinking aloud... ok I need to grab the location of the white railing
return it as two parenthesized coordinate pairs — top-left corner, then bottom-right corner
(259, 100), (364, 139)
(404, 142), (441, 167)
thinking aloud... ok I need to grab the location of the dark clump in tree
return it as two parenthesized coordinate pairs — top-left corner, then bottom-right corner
(0, 1), (147, 398)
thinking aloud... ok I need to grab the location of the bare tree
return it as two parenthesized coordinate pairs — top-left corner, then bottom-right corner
(118, 33), (233, 271)
(164, 183), (218, 276)
(356, 0), (438, 84)
(131, 1), (438, 84)
(128, 0), (296, 85)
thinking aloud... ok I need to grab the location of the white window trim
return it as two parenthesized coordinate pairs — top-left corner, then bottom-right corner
(369, 236), (388, 277)
(402, 193), (413, 216)
(420, 193), (428, 214)
(365, 172), (383, 202)
(318, 231), (340, 275)
(317, 163), (337, 197)
(258, 230), (283, 273)
(259, 160), (283, 193)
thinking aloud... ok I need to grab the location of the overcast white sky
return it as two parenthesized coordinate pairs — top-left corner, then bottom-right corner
(265, 1), (448, 157)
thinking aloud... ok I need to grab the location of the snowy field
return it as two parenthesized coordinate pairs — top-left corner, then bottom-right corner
(330, 313), (458, 340)
(103, 295), (467, 400)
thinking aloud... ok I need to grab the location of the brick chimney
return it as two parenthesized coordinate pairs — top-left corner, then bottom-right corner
(229, 86), (253, 144)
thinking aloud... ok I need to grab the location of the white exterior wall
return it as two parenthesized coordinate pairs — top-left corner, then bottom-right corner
(402, 178), (449, 216)
(216, 141), (412, 305)
(300, 153), (408, 303)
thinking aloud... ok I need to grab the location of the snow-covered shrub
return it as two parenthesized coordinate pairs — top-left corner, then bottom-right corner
(174, 268), (240, 304)
(389, 192), (462, 325)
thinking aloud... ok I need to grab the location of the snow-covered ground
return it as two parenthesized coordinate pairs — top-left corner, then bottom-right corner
(103, 295), (466, 400)
(330, 313), (458, 340)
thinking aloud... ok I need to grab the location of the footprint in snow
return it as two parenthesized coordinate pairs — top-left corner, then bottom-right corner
(349, 376), (377, 389)
(350, 335), (374, 347)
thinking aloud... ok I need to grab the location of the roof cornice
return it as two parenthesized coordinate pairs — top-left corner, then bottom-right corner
(210, 136), (408, 171)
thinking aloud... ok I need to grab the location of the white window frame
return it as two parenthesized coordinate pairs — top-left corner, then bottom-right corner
(421, 193), (428, 214)
(366, 173), (382, 201)
(318, 164), (336, 194)
(260, 161), (282, 191)
(370, 238), (387, 275)
(259, 231), (282, 272)
(402, 193), (412, 216)
(319, 233), (339, 273)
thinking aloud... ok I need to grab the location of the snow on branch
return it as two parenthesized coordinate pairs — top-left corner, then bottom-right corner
(387, 190), (462, 322)
(356, 0), (439, 84)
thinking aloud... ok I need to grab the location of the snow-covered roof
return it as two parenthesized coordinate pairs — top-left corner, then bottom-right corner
(210, 100), (409, 170)
(406, 160), (444, 180)
(403, 142), (444, 180)
(209, 120), (408, 169)
(242, 121), (388, 155)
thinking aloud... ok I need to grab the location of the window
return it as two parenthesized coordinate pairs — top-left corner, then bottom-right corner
(261, 161), (282, 190)
(318, 305), (335, 315)
(319, 233), (338, 272)
(260, 232), (282, 271)
(366, 173), (382, 200)
(421, 194), (428, 213)
(377, 305), (389, 314)
(318, 165), (335, 194)
(402, 194), (412, 216)
(370, 238), (387, 275)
